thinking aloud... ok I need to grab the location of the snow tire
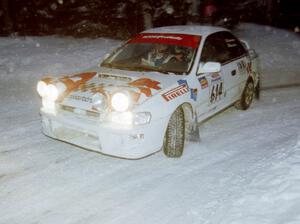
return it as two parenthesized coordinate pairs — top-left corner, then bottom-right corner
(236, 80), (255, 110)
(163, 106), (185, 158)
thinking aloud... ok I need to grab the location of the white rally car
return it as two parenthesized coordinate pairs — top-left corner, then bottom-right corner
(37, 26), (260, 159)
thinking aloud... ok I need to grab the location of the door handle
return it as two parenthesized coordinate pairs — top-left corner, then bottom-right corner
(231, 70), (236, 76)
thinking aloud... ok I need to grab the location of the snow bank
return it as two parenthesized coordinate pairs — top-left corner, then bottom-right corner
(0, 36), (120, 83)
(234, 23), (300, 88)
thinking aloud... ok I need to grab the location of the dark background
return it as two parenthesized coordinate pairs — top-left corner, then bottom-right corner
(0, 0), (299, 39)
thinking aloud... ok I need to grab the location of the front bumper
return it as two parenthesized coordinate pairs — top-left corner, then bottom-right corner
(40, 109), (168, 159)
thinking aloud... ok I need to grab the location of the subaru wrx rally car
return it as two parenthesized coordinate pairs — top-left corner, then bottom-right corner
(37, 26), (260, 159)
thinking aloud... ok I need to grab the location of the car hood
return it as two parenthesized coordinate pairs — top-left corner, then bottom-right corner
(58, 67), (180, 111)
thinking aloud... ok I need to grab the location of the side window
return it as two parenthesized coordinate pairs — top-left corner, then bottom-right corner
(222, 32), (246, 59)
(201, 32), (246, 64)
(201, 33), (232, 64)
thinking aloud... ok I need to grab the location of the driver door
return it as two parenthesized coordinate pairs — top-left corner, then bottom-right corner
(196, 33), (231, 120)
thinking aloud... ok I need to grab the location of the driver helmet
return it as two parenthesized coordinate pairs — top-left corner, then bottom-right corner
(153, 44), (169, 59)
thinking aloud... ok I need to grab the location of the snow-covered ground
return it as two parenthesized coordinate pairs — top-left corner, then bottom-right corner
(0, 24), (299, 224)
(235, 23), (300, 88)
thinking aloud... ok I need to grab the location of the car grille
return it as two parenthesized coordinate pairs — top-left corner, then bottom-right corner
(60, 105), (100, 118)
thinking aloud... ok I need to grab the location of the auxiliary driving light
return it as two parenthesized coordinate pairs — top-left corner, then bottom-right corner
(37, 81), (48, 97)
(111, 92), (130, 112)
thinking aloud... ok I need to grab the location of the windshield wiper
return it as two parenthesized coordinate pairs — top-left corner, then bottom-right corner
(102, 63), (172, 75)
(101, 62), (114, 68)
(132, 65), (170, 75)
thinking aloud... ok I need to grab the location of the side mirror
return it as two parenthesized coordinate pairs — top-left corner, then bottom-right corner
(240, 39), (250, 50)
(248, 49), (258, 60)
(197, 62), (221, 74)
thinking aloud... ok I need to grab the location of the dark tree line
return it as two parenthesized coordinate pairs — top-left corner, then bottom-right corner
(0, 0), (192, 37)
(0, 0), (293, 38)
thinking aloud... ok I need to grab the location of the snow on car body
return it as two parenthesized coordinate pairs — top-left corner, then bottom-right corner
(37, 25), (260, 159)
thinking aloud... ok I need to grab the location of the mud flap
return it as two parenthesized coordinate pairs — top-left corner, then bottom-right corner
(255, 78), (260, 100)
(186, 115), (200, 142)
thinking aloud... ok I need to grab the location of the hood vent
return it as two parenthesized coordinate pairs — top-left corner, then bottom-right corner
(60, 105), (99, 118)
(98, 73), (132, 82)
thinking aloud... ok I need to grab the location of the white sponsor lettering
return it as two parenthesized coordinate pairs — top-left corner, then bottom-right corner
(162, 84), (189, 101)
(142, 35), (182, 40)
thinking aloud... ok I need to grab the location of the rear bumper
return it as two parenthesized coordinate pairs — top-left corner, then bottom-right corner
(40, 110), (168, 159)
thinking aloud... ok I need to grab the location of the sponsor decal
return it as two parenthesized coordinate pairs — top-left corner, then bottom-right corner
(41, 77), (55, 84)
(59, 72), (96, 99)
(78, 83), (97, 92)
(237, 61), (247, 73)
(190, 88), (198, 101)
(177, 79), (188, 87)
(91, 85), (106, 95)
(211, 73), (221, 82)
(177, 79), (197, 101)
(162, 83), (189, 102)
(129, 78), (161, 96)
(98, 73), (132, 82)
(41, 72), (96, 102)
(225, 39), (238, 48)
(61, 72), (96, 91)
(209, 73), (224, 104)
(128, 78), (162, 102)
(66, 77), (161, 105)
(128, 90), (141, 103)
(210, 82), (223, 103)
(68, 95), (93, 103)
(198, 77), (208, 89)
(142, 35), (182, 40)
(128, 33), (201, 49)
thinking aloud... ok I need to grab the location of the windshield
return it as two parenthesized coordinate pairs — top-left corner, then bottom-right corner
(101, 33), (201, 75)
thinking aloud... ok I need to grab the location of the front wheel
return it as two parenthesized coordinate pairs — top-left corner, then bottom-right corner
(235, 80), (255, 110)
(163, 106), (185, 158)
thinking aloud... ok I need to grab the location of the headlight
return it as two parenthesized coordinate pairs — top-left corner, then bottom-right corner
(92, 93), (107, 111)
(37, 81), (48, 97)
(46, 84), (59, 101)
(111, 92), (130, 112)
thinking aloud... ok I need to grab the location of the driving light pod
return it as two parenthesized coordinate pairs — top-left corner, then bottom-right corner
(42, 99), (56, 111)
(92, 93), (107, 111)
(46, 84), (59, 101)
(111, 111), (133, 125)
(37, 81), (59, 101)
(133, 112), (151, 125)
(37, 81), (48, 97)
(111, 92), (130, 112)
(110, 112), (151, 126)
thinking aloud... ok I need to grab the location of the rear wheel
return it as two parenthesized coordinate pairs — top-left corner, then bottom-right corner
(163, 106), (185, 158)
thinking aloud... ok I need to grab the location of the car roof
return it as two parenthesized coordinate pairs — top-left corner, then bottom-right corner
(143, 25), (229, 38)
